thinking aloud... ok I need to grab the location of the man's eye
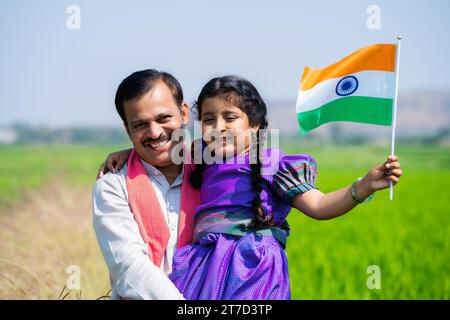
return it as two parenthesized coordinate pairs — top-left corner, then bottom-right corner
(202, 118), (214, 122)
(133, 123), (146, 129)
(160, 115), (172, 121)
(225, 117), (237, 121)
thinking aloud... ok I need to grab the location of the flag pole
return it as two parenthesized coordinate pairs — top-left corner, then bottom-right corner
(389, 35), (402, 200)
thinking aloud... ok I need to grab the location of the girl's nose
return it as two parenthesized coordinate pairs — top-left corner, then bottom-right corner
(214, 117), (227, 132)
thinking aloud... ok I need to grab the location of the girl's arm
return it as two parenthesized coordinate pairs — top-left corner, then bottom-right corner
(291, 155), (403, 220)
(96, 148), (132, 179)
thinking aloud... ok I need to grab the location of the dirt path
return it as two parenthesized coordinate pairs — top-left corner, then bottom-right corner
(0, 181), (110, 299)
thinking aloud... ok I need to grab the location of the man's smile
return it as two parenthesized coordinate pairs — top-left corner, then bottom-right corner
(143, 134), (172, 150)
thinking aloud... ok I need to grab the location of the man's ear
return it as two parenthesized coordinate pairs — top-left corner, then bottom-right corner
(123, 122), (131, 140)
(180, 102), (189, 126)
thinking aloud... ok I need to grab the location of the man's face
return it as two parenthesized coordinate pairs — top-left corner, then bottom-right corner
(123, 81), (188, 168)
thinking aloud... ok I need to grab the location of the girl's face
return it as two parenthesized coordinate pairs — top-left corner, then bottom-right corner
(200, 95), (259, 158)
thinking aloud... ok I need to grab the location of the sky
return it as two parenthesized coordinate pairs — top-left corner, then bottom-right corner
(1, 0), (450, 127)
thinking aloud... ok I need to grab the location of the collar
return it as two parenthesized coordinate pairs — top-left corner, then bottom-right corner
(140, 159), (184, 187)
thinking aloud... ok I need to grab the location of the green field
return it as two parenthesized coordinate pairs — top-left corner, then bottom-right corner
(0, 145), (126, 208)
(283, 143), (450, 299)
(0, 143), (449, 299)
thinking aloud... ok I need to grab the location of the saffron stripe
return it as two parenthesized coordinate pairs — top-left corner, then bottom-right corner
(300, 44), (396, 90)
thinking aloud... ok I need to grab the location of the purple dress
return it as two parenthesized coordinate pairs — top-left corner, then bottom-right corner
(169, 148), (318, 300)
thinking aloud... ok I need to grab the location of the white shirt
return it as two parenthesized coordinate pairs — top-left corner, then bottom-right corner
(92, 159), (185, 300)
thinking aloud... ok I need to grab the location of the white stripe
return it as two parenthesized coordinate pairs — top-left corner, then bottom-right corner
(296, 70), (395, 113)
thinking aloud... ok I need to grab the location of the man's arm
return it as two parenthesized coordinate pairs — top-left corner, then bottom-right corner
(92, 172), (184, 300)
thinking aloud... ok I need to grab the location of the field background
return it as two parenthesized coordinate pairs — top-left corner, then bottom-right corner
(0, 143), (449, 299)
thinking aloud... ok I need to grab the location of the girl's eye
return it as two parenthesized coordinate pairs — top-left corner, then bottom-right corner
(202, 118), (214, 123)
(225, 117), (237, 121)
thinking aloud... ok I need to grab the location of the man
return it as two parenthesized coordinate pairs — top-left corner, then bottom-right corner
(93, 69), (197, 299)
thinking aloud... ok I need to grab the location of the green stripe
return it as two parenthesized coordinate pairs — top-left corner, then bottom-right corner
(297, 96), (393, 136)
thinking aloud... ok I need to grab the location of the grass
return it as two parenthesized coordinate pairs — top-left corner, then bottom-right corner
(0, 143), (448, 299)
(281, 142), (450, 299)
(0, 144), (128, 209)
(0, 144), (126, 299)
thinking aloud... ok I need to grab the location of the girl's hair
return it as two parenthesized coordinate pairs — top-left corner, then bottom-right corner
(190, 75), (274, 227)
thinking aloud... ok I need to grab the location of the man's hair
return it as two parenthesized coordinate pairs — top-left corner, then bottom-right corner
(114, 69), (184, 123)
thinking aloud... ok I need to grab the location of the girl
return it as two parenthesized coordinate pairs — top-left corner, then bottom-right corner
(99, 75), (403, 300)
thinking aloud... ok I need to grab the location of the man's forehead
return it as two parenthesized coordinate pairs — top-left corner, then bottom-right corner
(133, 83), (176, 105)
(144, 81), (175, 100)
(126, 104), (175, 122)
(124, 91), (179, 121)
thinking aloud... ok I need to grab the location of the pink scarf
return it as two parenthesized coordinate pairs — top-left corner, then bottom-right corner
(125, 149), (199, 267)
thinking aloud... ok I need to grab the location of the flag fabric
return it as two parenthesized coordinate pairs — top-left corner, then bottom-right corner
(296, 44), (397, 136)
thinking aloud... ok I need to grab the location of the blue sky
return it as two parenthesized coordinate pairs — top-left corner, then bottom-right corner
(1, 0), (449, 127)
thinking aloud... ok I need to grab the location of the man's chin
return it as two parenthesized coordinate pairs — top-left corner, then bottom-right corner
(136, 141), (175, 167)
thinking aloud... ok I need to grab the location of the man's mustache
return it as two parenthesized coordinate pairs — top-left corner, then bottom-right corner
(142, 132), (172, 146)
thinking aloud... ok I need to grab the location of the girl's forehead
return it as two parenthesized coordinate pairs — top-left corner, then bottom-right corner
(201, 96), (243, 114)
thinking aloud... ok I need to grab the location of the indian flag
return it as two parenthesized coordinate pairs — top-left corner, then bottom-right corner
(296, 44), (397, 136)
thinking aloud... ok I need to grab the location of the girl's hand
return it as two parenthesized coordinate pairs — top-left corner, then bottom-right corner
(363, 155), (403, 192)
(96, 148), (132, 180)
